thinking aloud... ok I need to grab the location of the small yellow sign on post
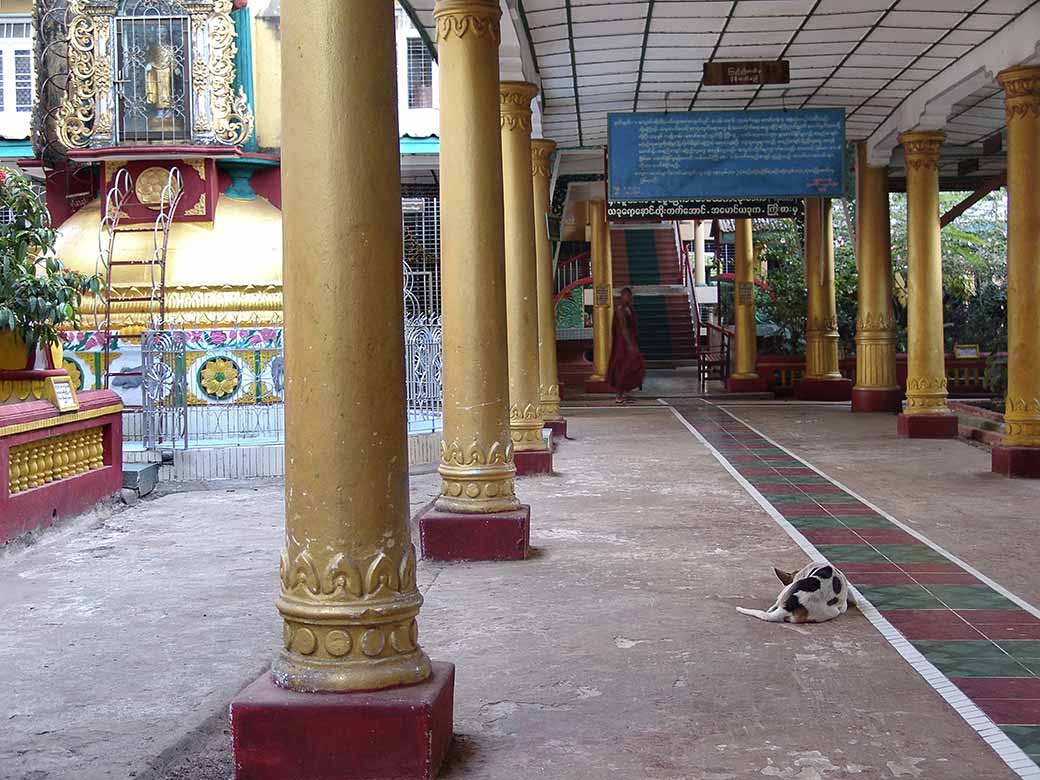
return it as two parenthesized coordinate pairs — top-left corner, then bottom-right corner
(46, 375), (80, 413)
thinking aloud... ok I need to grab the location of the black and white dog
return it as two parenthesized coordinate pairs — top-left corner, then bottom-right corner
(737, 563), (854, 624)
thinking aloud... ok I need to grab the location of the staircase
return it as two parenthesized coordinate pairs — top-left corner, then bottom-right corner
(610, 226), (696, 368)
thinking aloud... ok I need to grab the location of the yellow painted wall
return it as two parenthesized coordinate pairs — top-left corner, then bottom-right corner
(0, 1), (33, 14)
(252, 13), (282, 151)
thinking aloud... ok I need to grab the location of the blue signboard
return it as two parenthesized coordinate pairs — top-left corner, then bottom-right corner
(608, 108), (845, 201)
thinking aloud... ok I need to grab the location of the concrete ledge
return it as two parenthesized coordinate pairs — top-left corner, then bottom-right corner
(231, 663), (455, 780)
(992, 446), (1040, 479)
(515, 448), (553, 476)
(795, 377), (853, 402)
(417, 503), (531, 561)
(897, 413), (959, 439)
(852, 387), (903, 413)
(584, 380), (615, 395)
(727, 375), (770, 393)
(544, 418), (568, 440)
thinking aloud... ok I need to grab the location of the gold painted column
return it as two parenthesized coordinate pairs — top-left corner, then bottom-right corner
(501, 82), (547, 455)
(588, 199), (613, 385)
(852, 142), (901, 413)
(797, 199), (852, 401)
(803, 199), (841, 379)
(898, 130), (956, 436)
(728, 218), (766, 392)
(433, 0), (519, 511)
(994, 66), (1040, 476)
(531, 138), (564, 423)
(274, 0), (430, 693)
(694, 220), (707, 287)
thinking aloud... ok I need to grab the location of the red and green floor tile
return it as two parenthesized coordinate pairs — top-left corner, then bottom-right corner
(677, 403), (1040, 769)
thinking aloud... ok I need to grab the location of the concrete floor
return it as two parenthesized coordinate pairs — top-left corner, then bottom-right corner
(1, 404), (1029, 779)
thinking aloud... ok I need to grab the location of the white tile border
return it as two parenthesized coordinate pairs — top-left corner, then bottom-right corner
(660, 399), (1040, 780)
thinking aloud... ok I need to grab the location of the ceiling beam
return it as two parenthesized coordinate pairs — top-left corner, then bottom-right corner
(688, 1), (736, 112)
(564, 0), (583, 146)
(940, 172), (1006, 227)
(632, 0), (655, 113)
(397, 0), (438, 63)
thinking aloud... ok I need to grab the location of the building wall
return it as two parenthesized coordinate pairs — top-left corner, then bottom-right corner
(251, 1), (282, 151)
(0, 6), (33, 141)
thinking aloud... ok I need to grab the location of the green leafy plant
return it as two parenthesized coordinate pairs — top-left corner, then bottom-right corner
(0, 168), (100, 357)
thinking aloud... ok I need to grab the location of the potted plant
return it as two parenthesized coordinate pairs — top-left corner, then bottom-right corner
(0, 167), (100, 372)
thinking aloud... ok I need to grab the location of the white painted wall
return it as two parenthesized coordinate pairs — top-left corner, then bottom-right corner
(396, 7), (439, 139)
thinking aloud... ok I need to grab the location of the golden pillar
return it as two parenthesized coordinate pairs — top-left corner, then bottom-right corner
(501, 82), (547, 453)
(852, 142), (901, 412)
(433, 0), (519, 511)
(803, 198), (841, 379)
(588, 199), (613, 384)
(898, 130), (956, 435)
(728, 218), (766, 392)
(532, 138), (563, 422)
(274, 0), (430, 693)
(694, 220), (707, 286)
(995, 66), (1040, 472)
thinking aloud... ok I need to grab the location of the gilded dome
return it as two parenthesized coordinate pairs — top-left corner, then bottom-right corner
(55, 193), (283, 289)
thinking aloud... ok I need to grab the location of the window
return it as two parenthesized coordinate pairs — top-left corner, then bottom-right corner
(407, 38), (433, 110)
(0, 54), (5, 113)
(14, 49), (30, 112)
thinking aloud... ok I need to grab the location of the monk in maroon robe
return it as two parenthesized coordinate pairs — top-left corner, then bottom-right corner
(607, 287), (646, 404)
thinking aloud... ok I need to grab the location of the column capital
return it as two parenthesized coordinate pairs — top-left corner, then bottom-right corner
(998, 65), (1040, 121)
(531, 138), (557, 178)
(434, 0), (501, 43)
(898, 130), (944, 171)
(501, 81), (539, 133)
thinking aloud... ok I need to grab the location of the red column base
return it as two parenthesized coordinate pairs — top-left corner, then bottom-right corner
(794, 377), (853, 402)
(584, 379), (615, 394)
(231, 663), (455, 780)
(515, 448), (553, 476)
(417, 503), (531, 561)
(992, 446), (1040, 479)
(727, 375), (770, 393)
(897, 413), (959, 439)
(851, 387), (903, 413)
(544, 418), (568, 440)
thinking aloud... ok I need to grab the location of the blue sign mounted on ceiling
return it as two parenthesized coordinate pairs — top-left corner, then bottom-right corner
(608, 108), (846, 201)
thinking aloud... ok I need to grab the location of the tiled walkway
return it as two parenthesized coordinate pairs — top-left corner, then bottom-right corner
(673, 400), (1040, 778)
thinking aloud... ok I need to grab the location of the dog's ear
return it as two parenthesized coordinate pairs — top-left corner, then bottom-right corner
(774, 567), (795, 586)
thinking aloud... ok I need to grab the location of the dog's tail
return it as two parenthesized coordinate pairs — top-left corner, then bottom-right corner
(736, 606), (787, 622)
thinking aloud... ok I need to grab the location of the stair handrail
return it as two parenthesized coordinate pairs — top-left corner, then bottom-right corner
(554, 274), (593, 307)
(553, 250), (591, 298)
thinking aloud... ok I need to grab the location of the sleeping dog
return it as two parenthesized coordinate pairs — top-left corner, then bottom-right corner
(737, 563), (854, 624)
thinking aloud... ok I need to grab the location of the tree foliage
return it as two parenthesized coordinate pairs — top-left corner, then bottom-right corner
(0, 168), (100, 350)
(725, 190), (1009, 356)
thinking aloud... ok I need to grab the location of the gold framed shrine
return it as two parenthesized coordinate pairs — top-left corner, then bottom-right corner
(55, 0), (254, 152)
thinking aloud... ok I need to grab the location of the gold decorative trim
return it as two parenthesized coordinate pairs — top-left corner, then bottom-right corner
(899, 131), (944, 171)
(209, 0), (255, 146)
(0, 379), (48, 405)
(434, 0), (501, 44)
(0, 404), (123, 439)
(56, 3), (101, 149)
(185, 192), (207, 216)
(186, 158), (207, 180)
(999, 67), (1040, 121)
(500, 82), (537, 133)
(437, 438), (518, 512)
(8, 427), (104, 495)
(531, 139), (556, 178)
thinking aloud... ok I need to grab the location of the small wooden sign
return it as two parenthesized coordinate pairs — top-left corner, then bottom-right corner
(703, 60), (790, 87)
(953, 343), (980, 359)
(47, 375), (80, 413)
